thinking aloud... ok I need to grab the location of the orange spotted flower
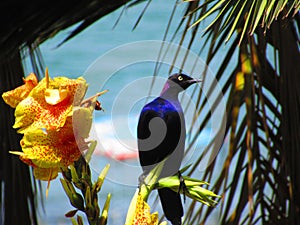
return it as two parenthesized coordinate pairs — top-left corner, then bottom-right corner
(2, 70), (94, 181)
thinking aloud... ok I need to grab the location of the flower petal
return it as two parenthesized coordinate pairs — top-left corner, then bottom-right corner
(33, 167), (59, 181)
(72, 106), (93, 139)
(45, 89), (70, 105)
(2, 73), (38, 108)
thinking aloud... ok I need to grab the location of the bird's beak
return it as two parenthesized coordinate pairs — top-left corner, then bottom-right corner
(189, 78), (202, 84)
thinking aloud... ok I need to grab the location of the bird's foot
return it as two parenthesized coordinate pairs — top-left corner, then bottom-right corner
(178, 171), (188, 203)
(138, 172), (149, 188)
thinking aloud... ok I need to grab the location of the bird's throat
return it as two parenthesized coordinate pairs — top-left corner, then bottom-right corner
(160, 83), (180, 100)
(160, 82), (170, 95)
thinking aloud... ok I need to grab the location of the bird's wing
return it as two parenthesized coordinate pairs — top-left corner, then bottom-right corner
(137, 107), (159, 141)
(137, 100), (182, 170)
(137, 107), (162, 165)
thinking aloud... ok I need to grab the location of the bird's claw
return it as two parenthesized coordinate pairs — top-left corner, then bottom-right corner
(178, 171), (188, 203)
(138, 172), (150, 188)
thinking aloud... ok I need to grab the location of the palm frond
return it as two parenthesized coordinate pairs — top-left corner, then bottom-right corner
(0, 51), (39, 225)
(0, 0), (134, 61)
(190, 0), (300, 44)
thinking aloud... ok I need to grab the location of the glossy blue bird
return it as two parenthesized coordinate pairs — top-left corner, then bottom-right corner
(137, 73), (201, 225)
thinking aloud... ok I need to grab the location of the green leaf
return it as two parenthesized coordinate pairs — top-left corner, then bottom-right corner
(84, 140), (97, 163)
(250, 0), (267, 34)
(99, 193), (111, 225)
(238, 0), (256, 45)
(191, 0), (227, 28)
(219, 0), (242, 35)
(179, 164), (192, 174)
(71, 193), (85, 211)
(93, 164), (110, 193)
(60, 178), (75, 200)
(85, 186), (92, 209)
(70, 165), (80, 183)
(272, 0), (288, 21)
(225, 0), (248, 42)
(71, 217), (79, 225)
(264, 0), (277, 28)
(203, 0), (232, 33)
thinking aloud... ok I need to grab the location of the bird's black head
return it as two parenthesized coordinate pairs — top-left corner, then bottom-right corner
(161, 73), (201, 96)
(168, 73), (201, 90)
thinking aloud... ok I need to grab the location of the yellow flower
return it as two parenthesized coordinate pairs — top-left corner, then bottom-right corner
(125, 189), (167, 225)
(3, 70), (93, 181)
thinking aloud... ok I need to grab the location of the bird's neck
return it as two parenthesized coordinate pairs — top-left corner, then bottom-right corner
(160, 83), (180, 101)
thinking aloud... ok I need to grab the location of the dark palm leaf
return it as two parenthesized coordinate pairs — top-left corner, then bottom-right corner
(0, 51), (39, 225)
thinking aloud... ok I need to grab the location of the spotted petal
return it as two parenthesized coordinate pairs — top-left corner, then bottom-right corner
(2, 73), (38, 108)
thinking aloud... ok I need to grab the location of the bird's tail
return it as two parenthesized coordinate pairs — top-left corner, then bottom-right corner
(158, 188), (183, 225)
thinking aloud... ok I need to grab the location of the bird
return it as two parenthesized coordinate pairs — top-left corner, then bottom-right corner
(137, 73), (201, 225)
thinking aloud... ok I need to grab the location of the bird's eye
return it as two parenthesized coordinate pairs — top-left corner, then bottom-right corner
(178, 76), (183, 81)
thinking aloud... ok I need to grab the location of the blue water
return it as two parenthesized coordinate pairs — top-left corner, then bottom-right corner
(28, 1), (229, 224)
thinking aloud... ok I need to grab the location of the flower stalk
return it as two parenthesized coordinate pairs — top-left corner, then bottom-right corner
(61, 154), (111, 225)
